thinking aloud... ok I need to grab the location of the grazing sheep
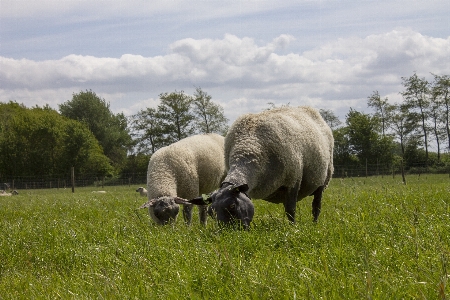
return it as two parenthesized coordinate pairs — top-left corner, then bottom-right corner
(139, 133), (226, 226)
(140, 196), (181, 226)
(92, 191), (107, 194)
(178, 106), (334, 229)
(136, 187), (148, 197)
(0, 190), (18, 196)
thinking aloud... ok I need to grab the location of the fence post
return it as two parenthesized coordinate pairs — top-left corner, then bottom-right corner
(365, 159), (368, 178)
(71, 167), (75, 193)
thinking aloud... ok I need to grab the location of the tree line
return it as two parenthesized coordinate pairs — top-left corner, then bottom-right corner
(0, 88), (228, 178)
(0, 72), (449, 180)
(322, 72), (450, 174)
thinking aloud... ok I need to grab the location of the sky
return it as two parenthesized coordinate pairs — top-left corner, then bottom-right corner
(1, 0), (449, 124)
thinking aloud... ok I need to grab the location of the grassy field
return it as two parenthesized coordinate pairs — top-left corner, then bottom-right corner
(1, 174), (449, 299)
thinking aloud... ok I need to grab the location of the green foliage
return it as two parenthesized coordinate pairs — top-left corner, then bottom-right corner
(345, 108), (395, 166)
(59, 90), (132, 171)
(401, 73), (431, 159)
(192, 87), (229, 135)
(130, 88), (228, 155)
(333, 127), (357, 166)
(61, 120), (113, 176)
(320, 108), (342, 130)
(121, 153), (150, 175)
(130, 107), (165, 155)
(0, 175), (449, 298)
(432, 74), (450, 150)
(367, 91), (395, 136)
(157, 90), (196, 144)
(0, 101), (113, 177)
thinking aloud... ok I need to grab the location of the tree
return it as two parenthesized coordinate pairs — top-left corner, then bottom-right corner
(390, 103), (417, 157)
(332, 126), (356, 168)
(429, 83), (447, 161)
(156, 91), (195, 144)
(0, 102), (112, 177)
(0, 102), (28, 175)
(401, 73), (431, 160)
(130, 107), (166, 154)
(192, 87), (228, 135)
(59, 90), (132, 171)
(432, 74), (450, 150)
(345, 108), (395, 167)
(121, 152), (150, 175)
(319, 109), (342, 130)
(59, 119), (113, 176)
(129, 89), (229, 158)
(367, 91), (394, 136)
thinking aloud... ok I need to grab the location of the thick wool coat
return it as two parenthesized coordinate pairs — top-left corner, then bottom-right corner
(224, 106), (334, 203)
(145, 133), (226, 224)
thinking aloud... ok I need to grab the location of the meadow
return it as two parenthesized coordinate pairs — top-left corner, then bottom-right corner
(0, 174), (449, 299)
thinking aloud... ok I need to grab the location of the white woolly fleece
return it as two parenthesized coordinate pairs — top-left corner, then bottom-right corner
(147, 133), (226, 201)
(224, 106), (334, 202)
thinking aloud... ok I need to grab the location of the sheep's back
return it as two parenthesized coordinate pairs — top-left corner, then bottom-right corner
(147, 134), (226, 199)
(225, 106), (333, 200)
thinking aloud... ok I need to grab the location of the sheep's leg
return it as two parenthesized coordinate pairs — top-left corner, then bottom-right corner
(198, 205), (208, 226)
(284, 181), (301, 223)
(182, 204), (193, 225)
(312, 186), (324, 222)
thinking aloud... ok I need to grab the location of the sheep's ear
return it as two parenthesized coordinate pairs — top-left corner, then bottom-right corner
(188, 195), (212, 205)
(174, 197), (190, 205)
(139, 199), (156, 209)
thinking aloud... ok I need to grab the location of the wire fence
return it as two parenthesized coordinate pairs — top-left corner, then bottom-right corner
(0, 173), (147, 191)
(1, 162), (449, 191)
(333, 162), (450, 178)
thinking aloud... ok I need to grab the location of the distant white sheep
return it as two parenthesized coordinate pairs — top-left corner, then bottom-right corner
(139, 133), (226, 226)
(0, 190), (19, 196)
(136, 187), (148, 197)
(92, 191), (107, 194)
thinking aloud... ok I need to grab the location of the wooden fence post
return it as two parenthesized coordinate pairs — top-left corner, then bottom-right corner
(71, 167), (75, 193)
(365, 159), (368, 178)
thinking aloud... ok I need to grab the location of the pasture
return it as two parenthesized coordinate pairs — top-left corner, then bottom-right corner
(1, 175), (449, 299)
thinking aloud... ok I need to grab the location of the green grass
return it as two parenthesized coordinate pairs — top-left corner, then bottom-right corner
(1, 175), (449, 299)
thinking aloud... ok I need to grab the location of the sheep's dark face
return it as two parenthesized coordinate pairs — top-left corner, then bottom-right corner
(140, 197), (180, 225)
(207, 183), (254, 230)
(152, 198), (180, 225)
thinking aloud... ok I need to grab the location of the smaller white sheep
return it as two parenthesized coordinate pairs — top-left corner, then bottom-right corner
(139, 133), (226, 226)
(136, 187), (148, 197)
(92, 191), (107, 194)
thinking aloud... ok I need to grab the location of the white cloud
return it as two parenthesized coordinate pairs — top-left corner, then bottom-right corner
(1, 29), (449, 123)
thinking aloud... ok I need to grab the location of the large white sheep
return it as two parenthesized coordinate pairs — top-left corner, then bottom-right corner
(177, 106), (334, 229)
(139, 133), (226, 226)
